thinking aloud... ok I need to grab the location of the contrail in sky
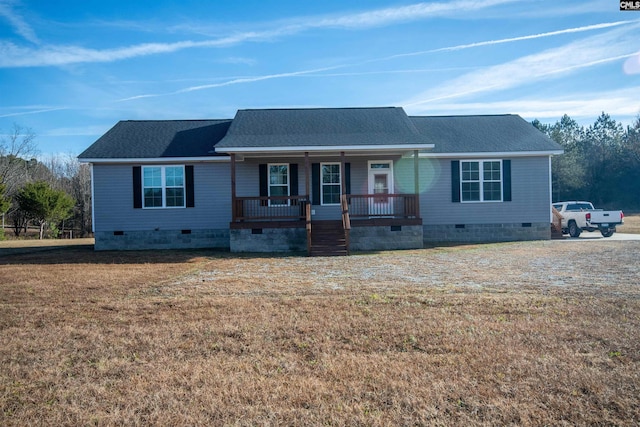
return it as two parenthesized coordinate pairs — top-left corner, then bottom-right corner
(119, 20), (638, 101)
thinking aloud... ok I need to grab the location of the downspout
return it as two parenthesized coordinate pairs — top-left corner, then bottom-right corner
(90, 164), (95, 234)
(305, 152), (311, 255)
(231, 154), (237, 222)
(549, 156), (553, 223)
(414, 150), (420, 219)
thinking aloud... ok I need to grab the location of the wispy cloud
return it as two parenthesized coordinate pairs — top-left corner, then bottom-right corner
(117, 20), (636, 102)
(43, 125), (109, 137)
(305, 0), (516, 29)
(0, 0), (39, 44)
(0, 106), (68, 118)
(0, 39), (250, 67)
(376, 20), (638, 62)
(218, 56), (257, 66)
(405, 87), (640, 121)
(0, 0), (518, 68)
(117, 66), (344, 102)
(402, 23), (640, 106)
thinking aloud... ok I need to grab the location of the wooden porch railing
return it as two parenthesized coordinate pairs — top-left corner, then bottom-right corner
(233, 193), (420, 222)
(346, 194), (419, 218)
(233, 195), (309, 222)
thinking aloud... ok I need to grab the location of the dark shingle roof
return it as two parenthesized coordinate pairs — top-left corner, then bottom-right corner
(214, 107), (430, 149)
(410, 114), (562, 153)
(78, 110), (562, 161)
(78, 120), (232, 159)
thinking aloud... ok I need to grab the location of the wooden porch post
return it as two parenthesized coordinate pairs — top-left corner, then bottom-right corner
(414, 150), (420, 218)
(231, 153), (237, 221)
(340, 151), (346, 195)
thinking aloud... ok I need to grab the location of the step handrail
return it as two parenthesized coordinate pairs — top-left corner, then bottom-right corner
(341, 195), (351, 255)
(306, 202), (312, 255)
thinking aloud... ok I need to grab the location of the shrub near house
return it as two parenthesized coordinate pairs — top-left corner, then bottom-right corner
(15, 181), (74, 239)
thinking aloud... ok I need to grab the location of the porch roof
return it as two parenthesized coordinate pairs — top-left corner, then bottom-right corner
(214, 107), (435, 154)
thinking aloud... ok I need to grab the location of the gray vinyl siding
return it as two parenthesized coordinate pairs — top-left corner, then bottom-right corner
(92, 163), (231, 232)
(92, 155), (551, 234)
(419, 156), (551, 225)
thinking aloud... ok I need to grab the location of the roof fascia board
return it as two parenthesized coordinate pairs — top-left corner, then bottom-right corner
(79, 156), (231, 164)
(420, 150), (564, 158)
(216, 144), (435, 154)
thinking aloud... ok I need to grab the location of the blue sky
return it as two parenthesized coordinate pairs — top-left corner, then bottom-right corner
(1, 0), (639, 156)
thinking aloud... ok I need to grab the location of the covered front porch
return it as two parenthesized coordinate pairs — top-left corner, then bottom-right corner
(228, 151), (424, 255)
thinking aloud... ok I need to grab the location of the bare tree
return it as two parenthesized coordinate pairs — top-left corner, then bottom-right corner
(0, 124), (39, 197)
(38, 154), (92, 236)
(71, 162), (92, 236)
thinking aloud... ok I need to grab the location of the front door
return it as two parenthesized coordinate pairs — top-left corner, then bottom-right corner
(368, 161), (393, 216)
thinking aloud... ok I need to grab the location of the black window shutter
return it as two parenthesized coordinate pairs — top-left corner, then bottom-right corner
(133, 166), (142, 209)
(451, 160), (460, 203)
(312, 163), (320, 205)
(259, 164), (268, 206)
(345, 163), (351, 195)
(290, 164), (298, 196)
(503, 160), (512, 202)
(185, 165), (195, 207)
(290, 164), (298, 205)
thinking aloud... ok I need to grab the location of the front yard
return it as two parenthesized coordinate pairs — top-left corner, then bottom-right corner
(1, 240), (639, 425)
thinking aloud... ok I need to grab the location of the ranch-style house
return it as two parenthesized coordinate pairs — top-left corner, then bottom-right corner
(78, 107), (563, 255)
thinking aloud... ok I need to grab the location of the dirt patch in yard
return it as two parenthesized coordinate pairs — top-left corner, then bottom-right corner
(175, 240), (640, 299)
(1, 240), (639, 426)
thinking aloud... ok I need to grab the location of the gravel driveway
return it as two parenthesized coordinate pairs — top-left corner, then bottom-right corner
(562, 232), (640, 241)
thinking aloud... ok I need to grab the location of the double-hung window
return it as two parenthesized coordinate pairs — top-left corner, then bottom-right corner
(268, 164), (289, 206)
(143, 166), (185, 208)
(321, 163), (341, 205)
(461, 160), (502, 202)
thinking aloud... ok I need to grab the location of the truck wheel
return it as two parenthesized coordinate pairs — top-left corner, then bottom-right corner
(568, 221), (581, 238)
(600, 228), (614, 238)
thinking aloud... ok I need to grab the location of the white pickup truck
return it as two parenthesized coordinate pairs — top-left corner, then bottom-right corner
(552, 201), (624, 238)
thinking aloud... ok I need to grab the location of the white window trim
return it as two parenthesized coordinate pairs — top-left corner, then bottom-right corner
(460, 159), (503, 203)
(142, 165), (186, 209)
(368, 160), (394, 195)
(268, 163), (290, 207)
(320, 162), (342, 206)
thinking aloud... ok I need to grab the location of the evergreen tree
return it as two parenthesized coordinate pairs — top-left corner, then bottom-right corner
(0, 183), (9, 215)
(537, 115), (587, 202)
(15, 181), (74, 239)
(582, 113), (624, 206)
(619, 115), (640, 209)
(0, 183), (9, 239)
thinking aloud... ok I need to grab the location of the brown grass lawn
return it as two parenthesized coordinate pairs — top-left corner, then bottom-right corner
(1, 241), (640, 426)
(622, 212), (640, 234)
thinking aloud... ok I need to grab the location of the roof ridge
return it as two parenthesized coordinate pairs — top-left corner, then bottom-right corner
(237, 106), (399, 112)
(409, 114), (515, 118)
(121, 119), (233, 123)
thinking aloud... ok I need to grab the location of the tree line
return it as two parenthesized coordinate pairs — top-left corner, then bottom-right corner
(1, 124), (91, 239)
(534, 112), (639, 210)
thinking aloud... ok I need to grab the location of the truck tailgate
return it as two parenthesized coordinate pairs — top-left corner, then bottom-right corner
(588, 211), (623, 225)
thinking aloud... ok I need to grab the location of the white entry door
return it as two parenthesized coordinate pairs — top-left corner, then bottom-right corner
(368, 161), (394, 216)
